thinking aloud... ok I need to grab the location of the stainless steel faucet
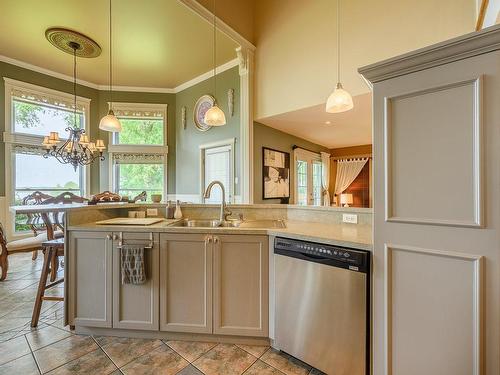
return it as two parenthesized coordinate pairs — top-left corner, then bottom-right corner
(203, 180), (231, 222)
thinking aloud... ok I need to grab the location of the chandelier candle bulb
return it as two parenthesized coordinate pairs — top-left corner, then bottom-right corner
(79, 135), (89, 146)
(95, 139), (106, 151)
(49, 131), (60, 144)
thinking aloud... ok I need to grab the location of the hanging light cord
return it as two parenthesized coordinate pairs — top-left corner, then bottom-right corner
(337, 0), (341, 84)
(213, 0), (217, 101)
(73, 45), (77, 128)
(109, 0), (113, 108)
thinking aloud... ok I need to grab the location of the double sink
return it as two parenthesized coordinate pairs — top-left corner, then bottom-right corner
(171, 218), (286, 229)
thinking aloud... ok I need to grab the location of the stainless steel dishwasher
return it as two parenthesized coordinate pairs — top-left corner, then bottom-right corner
(274, 237), (370, 375)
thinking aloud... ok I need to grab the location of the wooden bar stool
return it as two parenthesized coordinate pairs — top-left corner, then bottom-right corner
(31, 238), (64, 327)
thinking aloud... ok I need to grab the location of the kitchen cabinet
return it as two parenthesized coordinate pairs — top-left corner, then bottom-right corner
(159, 233), (213, 333)
(112, 232), (159, 330)
(68, 231), (113, 328)
(213, 234), (269, 337)
(359, 26), (500, 375)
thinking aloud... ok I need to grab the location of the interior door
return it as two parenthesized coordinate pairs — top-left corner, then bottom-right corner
(370, 50), (500, 375)
(295, 151), (323, 206)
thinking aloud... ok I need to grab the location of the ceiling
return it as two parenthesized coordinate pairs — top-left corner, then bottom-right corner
(0, 0), (239, 88)
(258, 93), (372, 149)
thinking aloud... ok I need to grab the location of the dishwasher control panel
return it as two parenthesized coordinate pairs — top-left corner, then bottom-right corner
(274, 237), (369, 271)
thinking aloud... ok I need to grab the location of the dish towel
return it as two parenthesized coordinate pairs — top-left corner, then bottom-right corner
(120, 245), (146, 285)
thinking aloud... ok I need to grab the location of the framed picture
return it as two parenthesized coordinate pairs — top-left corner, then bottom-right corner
(262, 147), (290, 200)
(193, 94), (215, 132)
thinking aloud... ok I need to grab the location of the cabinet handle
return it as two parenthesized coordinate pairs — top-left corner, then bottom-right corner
(205, 235), (212, 244)
(106, 234), (112, 240)
(213, 236), (219, 244)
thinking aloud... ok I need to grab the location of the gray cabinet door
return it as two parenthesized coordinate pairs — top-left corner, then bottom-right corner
(159, 233), (213, 333)
(213, 234), (269, 337)
(68, 231), (113, 328)
(112, 232), (159, 330)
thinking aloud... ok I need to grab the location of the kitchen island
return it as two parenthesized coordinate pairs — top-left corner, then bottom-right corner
(11, 203), (372, 345)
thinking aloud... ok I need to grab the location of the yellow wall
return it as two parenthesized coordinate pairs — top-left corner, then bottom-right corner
(196, 0), (255, 44)
(254, 0), (476, 120)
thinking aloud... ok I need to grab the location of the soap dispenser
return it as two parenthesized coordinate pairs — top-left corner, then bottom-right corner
(174, 200), (183, 219)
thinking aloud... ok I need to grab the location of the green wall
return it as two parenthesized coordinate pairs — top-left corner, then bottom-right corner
(0, 61), (239, 199)
(175, 66), (240, 196)
(253, 122), (329, 204)
(0, 61), (100, 195)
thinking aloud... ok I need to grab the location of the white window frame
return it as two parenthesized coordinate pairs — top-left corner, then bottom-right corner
(3, 77), (91, 239)
(199, 138), (236, 203)
(107, 102), (168, 199)
(293, 148), (323, 206)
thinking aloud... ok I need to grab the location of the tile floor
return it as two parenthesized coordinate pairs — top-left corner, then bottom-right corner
(0, 253), (324, 375)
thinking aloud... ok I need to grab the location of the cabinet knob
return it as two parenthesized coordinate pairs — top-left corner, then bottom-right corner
(213, 236), (219, 244)
(205, 235), (212, 244)
(112, 234), (119, 241)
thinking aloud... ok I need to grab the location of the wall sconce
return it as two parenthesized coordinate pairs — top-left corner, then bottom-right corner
(228, 88), (234, 117)
(181, 106), (187, 129)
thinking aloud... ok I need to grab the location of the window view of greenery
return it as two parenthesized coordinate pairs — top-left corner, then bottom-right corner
(13, 99), (83, 232)
(297, 160), (308, 205)
(117, 163), (164, 199)
(115, 118), (163, 145)
(14, 99), (83, 136)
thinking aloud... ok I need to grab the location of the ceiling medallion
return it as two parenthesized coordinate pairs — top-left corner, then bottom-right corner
(45, 27), (101, 58)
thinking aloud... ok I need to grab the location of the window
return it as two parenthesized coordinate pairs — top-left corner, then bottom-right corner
(4, 78), (90, 235)
(200, 139), (235, 204)
(294, 149), (323, 206)
(108, 103), (168, 200)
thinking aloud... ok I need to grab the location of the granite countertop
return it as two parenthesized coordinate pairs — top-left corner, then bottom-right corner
(68, 219), (372, 251)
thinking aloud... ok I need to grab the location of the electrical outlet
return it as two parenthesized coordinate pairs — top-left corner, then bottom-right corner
(146, 208), (159, 217)
(343, 213), (358, 224)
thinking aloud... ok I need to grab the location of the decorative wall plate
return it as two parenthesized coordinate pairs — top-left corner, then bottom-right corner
(194, 95), (215, 131)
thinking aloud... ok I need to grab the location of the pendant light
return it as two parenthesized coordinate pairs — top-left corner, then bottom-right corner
(204, 0), (226, 126)
(99, 0), (122, 132)
(326, 0), (353, 113)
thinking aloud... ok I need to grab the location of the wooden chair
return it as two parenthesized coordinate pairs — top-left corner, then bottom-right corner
(22, 191), (54, 260)
(30, 238), (64, 327)
(0, 222), (55, 281)
(31, 191), (88, 327)
(42, 192), (88, 281)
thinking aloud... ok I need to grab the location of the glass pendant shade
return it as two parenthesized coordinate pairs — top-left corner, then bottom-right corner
(204, 104), (226, 126)
(99, 109), (122, 132)
(325, 83), (354, 113)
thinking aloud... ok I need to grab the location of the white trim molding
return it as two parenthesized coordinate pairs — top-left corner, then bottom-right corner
(384, 244), (483, 375)
(358, 24), (500, 83)
(237, 46), (255, 204)
(0, 55), (240, 95)
(174, 58), (239, 93)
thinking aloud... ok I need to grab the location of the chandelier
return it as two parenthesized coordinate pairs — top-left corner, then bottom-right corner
(42, 28), (106, 170)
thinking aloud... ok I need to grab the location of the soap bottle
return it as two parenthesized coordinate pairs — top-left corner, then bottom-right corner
(174, 200), (183, 219)
(166, 201), (174, 219)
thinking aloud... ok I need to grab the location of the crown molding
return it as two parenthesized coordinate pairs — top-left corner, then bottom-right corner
(0, 54), (101, 89)
(359, 24), (500, 83)
(0, 54), (239, 94)
(173, 58), (239, 93)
